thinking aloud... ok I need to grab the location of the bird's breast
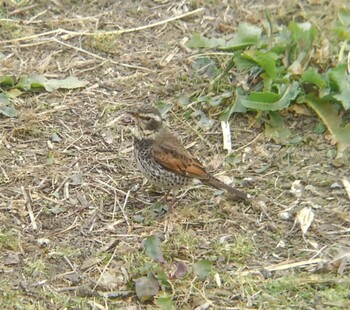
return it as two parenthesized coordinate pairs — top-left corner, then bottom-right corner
(133, 138), (191, 189)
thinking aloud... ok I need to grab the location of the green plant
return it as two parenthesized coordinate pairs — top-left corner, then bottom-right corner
(127, 234), (215, 305)
(0, 75), (87, 118)
(187, 8), (350, 159)
(0, 230), (19, 251)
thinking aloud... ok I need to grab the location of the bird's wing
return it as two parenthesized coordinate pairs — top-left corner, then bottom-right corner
(151, 134), (209, 180)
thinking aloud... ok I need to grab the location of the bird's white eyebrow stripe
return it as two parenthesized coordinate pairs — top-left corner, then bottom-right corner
(153, 115), (162, 122)
(138, 113), (162, 122)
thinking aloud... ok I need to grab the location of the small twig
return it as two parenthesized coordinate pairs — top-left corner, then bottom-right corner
(264, 258), (328, 272)
(62, 7), (205, 38)
(309, 245), (328, 260)
(32, 193), (64, 205)
(49, 216), (79, 237)
(106, 175), (131, 231)
(53, 38), (119, 65)
(63, 255), (76, 272)
(8, 4), (39, 16)
(120, 62), (155, 72)
(21, 186), (37, 230)
(86, 301), (106, 310)
(0, 165), (9, 182)
(95, 179), (128, 196)
(62, 133), (84, 152)
(25, 13), (107, 24)
(54, 176), (70, 195)
(234, 132), (263, 152)
(37, 105), (70, 116)
(111, 189), (120, 221)
(2, 8), (204, 43)
(93, 246), (118, 291)
(325, 227), (350, 235)
(27, 9), (47, 23)
(1, 29), (70, 43)
(120, 189), (131, 233)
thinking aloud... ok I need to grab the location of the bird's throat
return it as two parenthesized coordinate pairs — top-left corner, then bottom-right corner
(134, 127), (157, 140)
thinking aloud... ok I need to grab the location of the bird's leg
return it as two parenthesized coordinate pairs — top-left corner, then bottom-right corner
(163, 189), (171, 202)
(168, 190), (180, 210)
(151, 189), (171, 217)
(157, 189), (178, 215)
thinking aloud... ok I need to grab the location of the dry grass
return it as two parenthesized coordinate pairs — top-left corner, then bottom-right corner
(1, 0), (349, 309)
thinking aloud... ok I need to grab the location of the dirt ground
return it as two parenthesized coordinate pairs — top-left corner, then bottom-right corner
(1, 0), (349, 309)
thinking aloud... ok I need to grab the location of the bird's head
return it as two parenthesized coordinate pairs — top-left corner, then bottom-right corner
(127, 105), (163, 139)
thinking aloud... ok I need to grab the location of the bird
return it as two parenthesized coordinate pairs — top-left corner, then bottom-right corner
(127, 104), (247, 201)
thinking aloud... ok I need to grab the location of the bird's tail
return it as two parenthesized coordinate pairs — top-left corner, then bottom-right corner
(202, 176), (248, 201)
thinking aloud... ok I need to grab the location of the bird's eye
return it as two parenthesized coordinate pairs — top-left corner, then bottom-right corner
(141, 116), (152, 121)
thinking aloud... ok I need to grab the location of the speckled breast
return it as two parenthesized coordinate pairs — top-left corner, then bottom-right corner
(133, 138), (190, 189)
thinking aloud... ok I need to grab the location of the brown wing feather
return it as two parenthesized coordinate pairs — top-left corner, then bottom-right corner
(151, 131), (247, 200)
(151, 132), (209, 180)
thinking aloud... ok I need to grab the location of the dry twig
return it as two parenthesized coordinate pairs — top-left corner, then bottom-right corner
(21, 186), (37, 230)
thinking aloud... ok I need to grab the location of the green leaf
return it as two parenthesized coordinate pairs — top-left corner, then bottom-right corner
(299, 94), (350, 159)
(208, 91), (232, 107)
(0, 76), (14, 87)
(233, 55), (256, 70)
(156, 295), (175, 310)
(155, 269), (172, 290)
(288, 21), (317, 51)
(0, 93), (9, 105)
(242, 50), (279, 78)
(6, 88), (22, 98)
(0, 92), (17, 117)
(193, 260), (212, 280)
(314, 122), (326, 134)
(220, 94), (247, 122)
(258, 53), (278, 79)
(45, 76), (87, 91)
(144, 235), (165, 264)
(237, 81), (300, 111)
(272, 27), (293, 50)
(187, 23), (262, 50)
(177, 95), (190, 106)
(16, 75), (88, 92)
(329, 64), (350, 110)
(135, 276), (159, 303)
(151, 202), (169, 217)
(333, 8), (350, 40)
(47, 151), (55, 165)
(302, 67), (328, 89)
(192, 56), (219, 79)
(186, 33), (225, 48)
(16, 75), (47, 91)
(265, 111), (292, 144)
(338, 8), (350, 27)
(249, 92), (280, 102)
(191, 110), (214, 128)
(221, 23), (262, 50)
(155, 101), (172, 117)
